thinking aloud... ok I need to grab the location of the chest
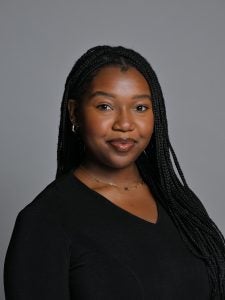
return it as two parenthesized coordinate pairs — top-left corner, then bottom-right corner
(66, 194), (210, 300)
(93, 184), (158, 224)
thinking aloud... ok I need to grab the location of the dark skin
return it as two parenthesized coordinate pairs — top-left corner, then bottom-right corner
(68, 66), (158, 224)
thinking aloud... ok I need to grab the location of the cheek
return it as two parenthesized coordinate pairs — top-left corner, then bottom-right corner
(80, 113), (112, 138)
(138, 114), (154, 138)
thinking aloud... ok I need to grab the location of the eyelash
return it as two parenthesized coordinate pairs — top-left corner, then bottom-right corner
(96, 104), (112, 111)
(135, 105), (149, 112)
(96, 104), (149, 112)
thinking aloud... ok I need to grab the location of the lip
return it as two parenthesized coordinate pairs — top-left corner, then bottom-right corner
(107, 138), (136, 152)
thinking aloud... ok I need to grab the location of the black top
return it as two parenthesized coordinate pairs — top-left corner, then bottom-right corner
(4, 169), (210, 299)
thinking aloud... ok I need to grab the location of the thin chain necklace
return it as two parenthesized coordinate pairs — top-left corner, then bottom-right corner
(79, 165), (145, 191)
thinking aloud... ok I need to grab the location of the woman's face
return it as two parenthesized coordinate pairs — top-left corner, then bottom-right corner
(68, 66), (154, 169)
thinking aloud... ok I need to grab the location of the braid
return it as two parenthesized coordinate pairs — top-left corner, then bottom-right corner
(56, 45), (225, 298)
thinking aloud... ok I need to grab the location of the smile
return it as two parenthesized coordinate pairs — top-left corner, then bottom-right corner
(107, 138), (136, 152)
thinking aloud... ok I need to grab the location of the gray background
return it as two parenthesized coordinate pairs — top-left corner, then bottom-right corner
(1, 0), (224, 298)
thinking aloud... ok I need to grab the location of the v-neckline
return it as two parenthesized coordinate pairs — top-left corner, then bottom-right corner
(69, 169), (161, 226)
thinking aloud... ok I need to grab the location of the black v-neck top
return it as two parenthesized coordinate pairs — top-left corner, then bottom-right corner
(4, 169), (211, 299)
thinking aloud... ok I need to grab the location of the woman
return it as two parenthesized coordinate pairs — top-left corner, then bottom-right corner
(4, 45), (225, 299)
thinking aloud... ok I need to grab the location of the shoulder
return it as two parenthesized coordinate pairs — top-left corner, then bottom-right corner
(13, 169), (104, 241)
(16, 170), (84, 231)
(21, 171), (70, 210)
(4, 174), (74, 277)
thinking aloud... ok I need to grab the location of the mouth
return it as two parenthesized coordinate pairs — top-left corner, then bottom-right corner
(107, 138), (136, 152)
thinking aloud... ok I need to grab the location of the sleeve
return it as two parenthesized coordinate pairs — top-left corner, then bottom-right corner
(4, 208), (71, 300)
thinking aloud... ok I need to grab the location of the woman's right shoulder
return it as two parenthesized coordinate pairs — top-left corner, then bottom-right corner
(16, 170), (81, 229)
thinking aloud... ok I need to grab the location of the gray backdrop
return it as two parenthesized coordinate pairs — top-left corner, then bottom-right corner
(1, 0), (224, 298)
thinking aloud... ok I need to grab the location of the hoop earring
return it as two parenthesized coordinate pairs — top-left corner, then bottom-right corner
(143, 150), (148, 158)
(143, 143), (154, 158)
(72, 123), (79, 133)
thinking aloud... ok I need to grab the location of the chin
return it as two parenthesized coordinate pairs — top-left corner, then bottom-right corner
(101, 156), (139, 170)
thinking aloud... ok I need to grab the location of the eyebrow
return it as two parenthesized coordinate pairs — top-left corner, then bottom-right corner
(89, 91), (152, 101)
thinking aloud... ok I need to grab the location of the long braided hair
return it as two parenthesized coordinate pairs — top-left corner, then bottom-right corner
(56, 45), (225, 299)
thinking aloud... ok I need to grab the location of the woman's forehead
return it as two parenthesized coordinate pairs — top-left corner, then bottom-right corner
(88, 66), (151, 93)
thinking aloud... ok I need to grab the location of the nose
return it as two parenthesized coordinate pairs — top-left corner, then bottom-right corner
(112, 109), (135, 132)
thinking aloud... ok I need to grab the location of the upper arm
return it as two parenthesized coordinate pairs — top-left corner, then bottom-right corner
(4, 208), (71, 300)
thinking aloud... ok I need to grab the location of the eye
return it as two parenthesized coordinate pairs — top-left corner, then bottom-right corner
(96, 104), (112, 111)
(135, 105), (149, 112)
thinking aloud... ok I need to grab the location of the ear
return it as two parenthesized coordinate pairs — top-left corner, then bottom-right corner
(68, 99), (78, 123)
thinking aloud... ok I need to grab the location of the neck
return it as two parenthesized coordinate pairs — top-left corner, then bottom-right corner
(80, 160), (141, 185)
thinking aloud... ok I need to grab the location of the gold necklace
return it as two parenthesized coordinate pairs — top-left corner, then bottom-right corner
(80, 165), (145, 191)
